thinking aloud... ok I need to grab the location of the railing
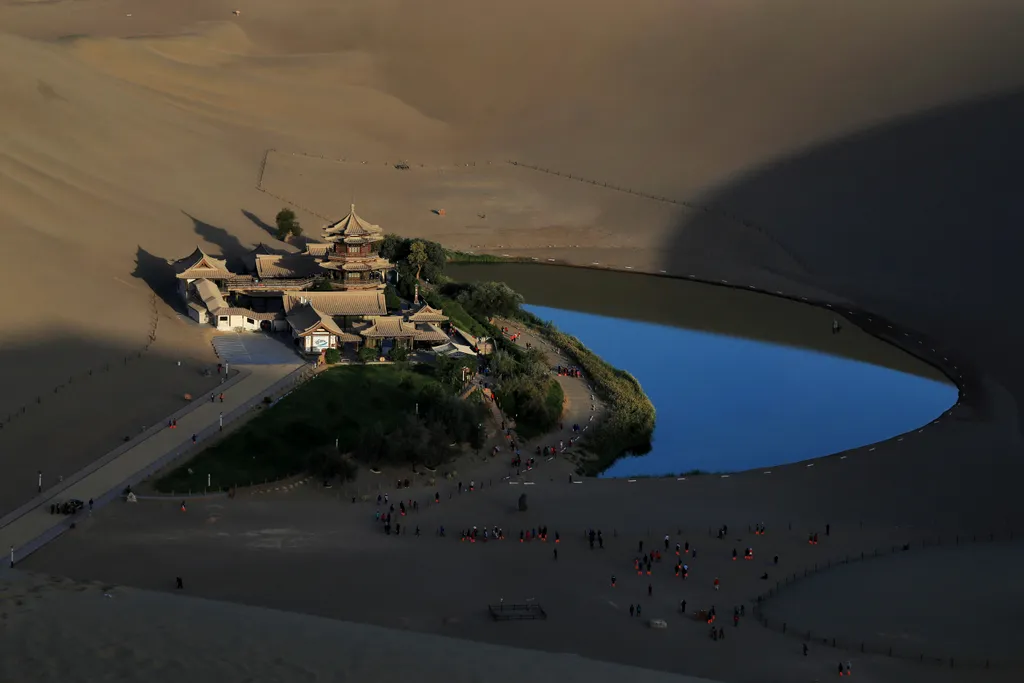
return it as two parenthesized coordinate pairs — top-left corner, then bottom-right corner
(224, 277), (315, 290)
(751, 531), (1019, 669)
(9, 364), (318, 564)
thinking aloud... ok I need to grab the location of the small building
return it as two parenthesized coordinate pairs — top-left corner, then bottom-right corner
(358, 316), (420, 350)
(192, 278), (282, 331)
(286, 304), (361, 354)
(319, 205), (393, 290)
(406, 303), (449, 324)
(172, 247), (234, 303)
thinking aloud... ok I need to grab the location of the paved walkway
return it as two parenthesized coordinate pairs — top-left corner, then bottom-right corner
(0, 362), (306, 565)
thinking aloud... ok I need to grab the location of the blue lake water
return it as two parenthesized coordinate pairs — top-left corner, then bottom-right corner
(525, 304), (959, 477)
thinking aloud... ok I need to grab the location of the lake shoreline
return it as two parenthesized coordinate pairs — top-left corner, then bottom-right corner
(449, 260), (967, 476)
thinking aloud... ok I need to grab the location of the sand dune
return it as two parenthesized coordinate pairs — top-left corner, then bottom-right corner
(3, 1), (1024, 681)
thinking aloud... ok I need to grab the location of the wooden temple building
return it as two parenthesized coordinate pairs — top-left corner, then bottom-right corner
(170, 205), (483, 359)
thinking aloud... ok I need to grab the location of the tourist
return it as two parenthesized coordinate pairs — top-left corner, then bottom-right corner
(733, 548), (738, 561)
(647, 583), (652, 597)
(176, 577), (184, 589)
(774, 554), (779, 565)
(210, 393), (215, 402)
(415, 526), (420, 537)
(826, 523), (831, 536)
(675, 543), (681, 556)
(37, 470), (42, 494)
(733, 612), (739, 627)
(838, 662), (844, 676)
(191, 433), (197, 444)
(845, 661), (851, 676)
(598, 530), (604, 549)
(638, 540), (643, 553)
(664, 534), (670, 550)
(629, 604), (635, 617)
(684, 541), (690, 553)
(718, 627), (725, 640)
(680, 599), (686, 614)
(219, 393), (225, 403)
(610, 574), (616, 587)
(803, 644), (808, 656)
(553, 547), (558, 561)
(636, 604), (641, 617)
(714, 577), (720, 591)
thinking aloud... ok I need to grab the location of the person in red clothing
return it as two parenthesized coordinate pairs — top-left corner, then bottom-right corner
(714, 577), (720, 591)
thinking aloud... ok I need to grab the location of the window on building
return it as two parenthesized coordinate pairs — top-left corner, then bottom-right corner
(219, 316), (228, 322)
(347, 245), (360, 254)
(247, 318), (255, 325)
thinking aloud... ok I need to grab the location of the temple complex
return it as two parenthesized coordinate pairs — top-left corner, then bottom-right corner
(170, 205), (487, 359)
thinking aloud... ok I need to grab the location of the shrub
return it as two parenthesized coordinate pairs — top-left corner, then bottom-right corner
(358, 346), (379, 363)
(389, 345), (409, 362)
(324, 348), (341, 365)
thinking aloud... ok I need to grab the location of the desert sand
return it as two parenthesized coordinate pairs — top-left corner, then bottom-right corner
(3, 0), (1024, 681)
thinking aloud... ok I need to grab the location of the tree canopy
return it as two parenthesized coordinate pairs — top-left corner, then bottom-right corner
(275, 208), (302, 241)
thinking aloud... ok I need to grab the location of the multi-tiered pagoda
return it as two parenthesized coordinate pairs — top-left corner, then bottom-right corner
(319, 204), (392, 290)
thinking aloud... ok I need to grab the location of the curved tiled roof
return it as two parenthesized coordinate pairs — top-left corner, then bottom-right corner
(172, 247), (233, 280)
(322, 205), (385, 245)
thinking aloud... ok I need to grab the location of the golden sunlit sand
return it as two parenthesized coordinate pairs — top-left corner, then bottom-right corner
(3, 1), (1024, 681)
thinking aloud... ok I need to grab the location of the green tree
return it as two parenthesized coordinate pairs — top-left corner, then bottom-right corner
(358, 346), (379, 363)
(384, 283), (402, 310)
(324, 348), (341, 364)
(275, 208), (302, 241)
(311, 278), (334, 292)
(407, 240), (429, 281)
(379, 234), (409, 262)
(389, 345), (409, 362)
(458, 281), (524, 318)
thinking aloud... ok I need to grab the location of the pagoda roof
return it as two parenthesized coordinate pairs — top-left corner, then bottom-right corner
(319, 257), (392, 273)
(322, 204), (385, 244)
(172, 247), (233, 280)
(282, 291), (388, 317)
(407, 304), (448, 323)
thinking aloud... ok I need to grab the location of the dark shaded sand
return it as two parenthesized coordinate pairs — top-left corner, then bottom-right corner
(22, 472), (1021, 683)
(761, 539), (1024, 663)
(0, 569), (717, 683)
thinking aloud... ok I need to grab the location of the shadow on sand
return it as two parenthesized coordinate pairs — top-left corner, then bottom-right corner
(668, 88), (1024, 331)
(132, 246), (180, 313)
(241, 209), (280, 241)
(665, 86), (1024, 528)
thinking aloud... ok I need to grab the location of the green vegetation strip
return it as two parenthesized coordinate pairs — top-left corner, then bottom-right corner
(154, 365), (483, 493)
(517, 310), (656, 475)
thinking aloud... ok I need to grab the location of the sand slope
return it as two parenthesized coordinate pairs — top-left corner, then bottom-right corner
(0, 569), (719, 683)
